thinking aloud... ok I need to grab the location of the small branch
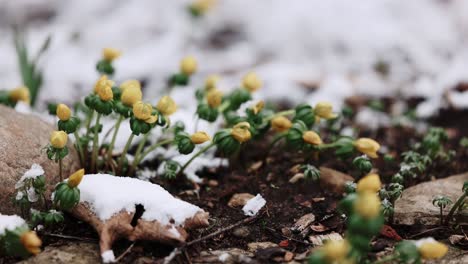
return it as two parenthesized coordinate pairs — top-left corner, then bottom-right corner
(41, 232), (98, 242)
(115, 242), (135, 262)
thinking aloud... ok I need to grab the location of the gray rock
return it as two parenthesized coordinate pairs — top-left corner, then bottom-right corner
(394, 173), (468, 225)
(19, 242), (100, 264)
(232, 226), (250, 238)
(0, 105), (80, 214)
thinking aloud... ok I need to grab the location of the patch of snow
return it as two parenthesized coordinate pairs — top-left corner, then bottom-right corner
(15, 163), (44, 189)
(355, 107), (391, 130)
(168, 225), (181, 239)
(218, 252), (231, 262)
(27, 187), (39, 202)
(0, 214), (26, 235)
(79, 174), (205, 225)
(414, 237), (437, 248)
(242, 194), (266, 216)
(447, 90), (468, 108)
(101, 250), (116, 263)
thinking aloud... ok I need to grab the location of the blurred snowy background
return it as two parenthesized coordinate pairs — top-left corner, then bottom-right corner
(1, 0), (468, 117)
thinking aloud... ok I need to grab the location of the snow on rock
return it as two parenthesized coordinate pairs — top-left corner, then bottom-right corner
(0, 214), (26, 235)
(15, 163), (45, 189)
(78, 174), (205, 225)
(101, 250), (116, 263)
(242, 194), (266, 216)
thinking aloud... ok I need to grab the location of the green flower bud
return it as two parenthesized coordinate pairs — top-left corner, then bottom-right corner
(392, 173), (404, 184)
(58, 117), (81, 134)
(293, 104), (315, 127)
(32, 175), (46, 192)
(286, 121), (307, 148)
(395, 241), (420, 264)
(214, 130), (241, 155)
(169, 73), (189, 86)
(227, 89), (251, 112)
(96, 60), (115, 75)
(44, 210), (64, 226)
(129, 117), (152, 136)
(163, 160), (180, 180)
(333, 137), (355, 158)
(352, 156), (373, 174)
(175, 132), (196, 155)
(53, 182), (80, 210)
(197, 103), (219, 122)
(301, 164), (320, 181)
(93, 99), (114, 115)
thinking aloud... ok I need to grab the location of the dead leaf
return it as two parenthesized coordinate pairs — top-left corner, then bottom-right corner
(248, 161), (263, 172)
(310, 223), (329, 233)
(309, 232), (343, 246)
(380, 225), (402, 241)
(291, 213), (315, 233)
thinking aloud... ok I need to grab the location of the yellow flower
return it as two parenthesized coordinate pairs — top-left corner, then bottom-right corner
(242, 72), (262, 92)
(231, 122), (252, 143)
(102, 47), (122, 61)
(206, 89), (223, 108)
(50, 131), (68, 149)
(354, 138), (380, 159)
(68, 169), (85, 188)
(120, 79), (141, 92)
(205, 74), (220, 91)
(121, 85), (142, 107)
(133, 101), (157, 124)
(356, 173), (382, 194)
(302, 131), (322, 145)
(191, 0), (217, 14)
(56, 104), (71, 121)
(97, 83), (114, 101)
(354, 192), (381, 219)
(180, 56), (197, 76)
(252, 100), (264, 115)
(417, 238), (448, 260)
(322, 239), (350, 261)
(9, 86), (30, 104)
(191, 131), (211, 144)
(271, 116), (292, 132)
(314, 102), (337, 119)
(156, 96), (178, 116)
(94, 75), (114, 94)
(20, 231), (42, 255)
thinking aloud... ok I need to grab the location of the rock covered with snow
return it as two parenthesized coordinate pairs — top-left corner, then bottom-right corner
(0, 214), (26, 235)
(0, 105), (80, 215)
(70, 174), (209, 262)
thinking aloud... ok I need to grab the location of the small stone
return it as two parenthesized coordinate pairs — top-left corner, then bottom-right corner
(319, 167), (354, 194)
(248, 161), (263, 172)
(208, 179), (219, 187)
(281, 227), (292, 237)
(247, 242), (278, 252)
(291, 213), (315, 233)
(228, 193), (255, 208)
(284, 251), (294, 262)
(232, 226), (250, 238)
(289, 173), (305, 183)
(309, 232), (343, 246)
(207, 201), (214, 208)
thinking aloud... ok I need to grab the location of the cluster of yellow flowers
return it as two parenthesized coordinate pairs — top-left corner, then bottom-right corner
(9, 86), (31, 104)
(354, 173), (382, 218)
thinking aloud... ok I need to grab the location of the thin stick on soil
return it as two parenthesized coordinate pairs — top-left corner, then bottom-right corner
(115, 242), (135, 262)
(41, 232), (98, 242)
(163, 212), (264, 264)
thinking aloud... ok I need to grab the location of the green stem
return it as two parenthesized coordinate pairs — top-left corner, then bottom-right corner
(138, 139), (174, 163)
(85, 110), (94, 137)
(128, 133), (150, 176)
(318, 142), (339, 150)
(440, 206), (443, 226)
(178, 142), (215, 177)
(372, 254), (399, 264)
(107, 115), (124, 161)
(218, 101), (231, 112)
(445, 193), (467, 225)
(91, 113), (102, 172)
(59, 158), (63, 181)
(264, 133), (286, 160)
(117, 133), (135, 175)
(74, 131), (84, 167)
(262, 109), (295, 123)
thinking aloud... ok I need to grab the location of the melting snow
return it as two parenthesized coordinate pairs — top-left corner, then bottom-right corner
(242, 194), (266, 216)
(101, 250), (116, 263)
(0, 214), (26, 235)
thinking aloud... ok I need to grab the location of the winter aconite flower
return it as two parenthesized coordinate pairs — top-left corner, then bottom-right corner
(133, 101), (157, 124)
(416, 238), (448, 260)
(231, 122), (252, 143)
(242, 72), (262, 92)
(67, 169), (85, 188)
(50, 131), (68, 149)
(9, 86), (30, 104)
(190, 0), (217, 15)
(120, 79), (141, 92)
(94, 75), (114, 94)
(121, 85), (142, 107)
(207, 89), (223, 108)
(20, 231), (42, 255)
(354, 138), (380, 158)
(205, 74), (220, 91)
(252, 100), (264, 115)
(102, 48), (122, 61)
(156, 96), (178, 116)
(191, 131), (211, 144)
(356, 173), (382, 193)
(180, 56), (197, 76)
(322, 240), (350, 262)
(56, 104), (71, 121)
(302, 131), (322, 146)
(314, 102), (337, 119)
(97, 82), (114, 101)
(271, 116), (292, 132)
(354, 192), (381, 219)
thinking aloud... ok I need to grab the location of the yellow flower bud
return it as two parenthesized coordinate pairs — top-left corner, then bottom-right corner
(156, 96), (178, 116)
(271, 116), (292, 132)
(205, 74), (220, 91)
(180, 56), (197, 76)
(354, 138), (380, 159)
(94, 75), (114, 94)
(68, 169), (85, 188)
(20, 231), (42, 255)
(356, 173), (382, 194)
(191, 131), (211, 144)
(9, 86), (30, 104)
(242, 72), (262, 92)
(314, 102), (337, 119)
(417, 238), (448, 260)
(97, 83), (114, 102)
(252, 100), (264, 115)
(120, 79), (141, 92)
(121, 85), (142, 107)
(231, 122), (252, 143)
(102, 47), (122, 61)
(206, 89), (223, 108)
(354, 192), (381, 219)
(56, 104), (71, 121)
(191, 0), (217, 14)
(322, 239), (350, 261)
(302, 131), (322, 145)
(133, 101), (157, 124)
(50, 131), (68, 149)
